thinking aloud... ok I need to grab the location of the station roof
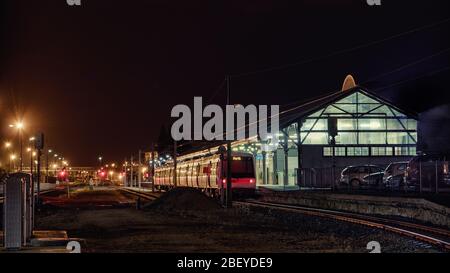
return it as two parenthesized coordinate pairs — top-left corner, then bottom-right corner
(278, 85), (418, 129)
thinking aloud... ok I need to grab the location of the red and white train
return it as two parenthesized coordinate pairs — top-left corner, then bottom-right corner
(154, 150), (256, 196)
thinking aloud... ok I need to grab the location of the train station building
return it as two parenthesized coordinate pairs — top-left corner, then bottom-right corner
(229, 75), (419, 190)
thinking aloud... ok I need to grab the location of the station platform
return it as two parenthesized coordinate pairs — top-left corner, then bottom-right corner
(258, 190), (450, 228)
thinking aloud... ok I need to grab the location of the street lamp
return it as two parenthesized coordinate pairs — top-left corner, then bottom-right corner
(4, 142), (12, 172)
(46, 149), (52, 183)
(98, 156), (103, 167)
(9, 122), (24, 171)
(27, 147), (34, 176)
(10, 154), (16, 171)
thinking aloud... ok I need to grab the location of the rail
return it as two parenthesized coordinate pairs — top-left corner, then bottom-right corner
(237, 200), (450, 252)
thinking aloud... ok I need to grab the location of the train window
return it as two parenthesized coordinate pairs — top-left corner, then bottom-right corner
(223, 157), (255, 178)
(211, 162), (216, 176)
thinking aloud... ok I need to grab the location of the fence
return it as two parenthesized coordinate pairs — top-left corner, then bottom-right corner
(300, 159), (450, 194)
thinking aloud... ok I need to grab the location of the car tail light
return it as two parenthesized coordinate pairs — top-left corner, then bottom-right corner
(250, 179), (254, 183)
(222, 179), (226, 184)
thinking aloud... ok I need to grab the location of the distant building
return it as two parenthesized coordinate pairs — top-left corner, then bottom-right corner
(230, 75), (418, 189)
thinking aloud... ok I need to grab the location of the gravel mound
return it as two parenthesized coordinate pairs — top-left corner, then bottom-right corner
(144, 187), (221, 211)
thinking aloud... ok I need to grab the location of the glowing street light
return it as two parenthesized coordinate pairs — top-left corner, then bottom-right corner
(9, 122), (24, 129)
(9, 122), (25, 171)
(10, 154), (17, 171)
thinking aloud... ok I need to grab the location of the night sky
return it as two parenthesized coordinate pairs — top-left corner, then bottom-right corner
(1, 0), (449, 165)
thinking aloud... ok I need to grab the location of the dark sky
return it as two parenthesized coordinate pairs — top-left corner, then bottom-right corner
(1, 0), (449, 165)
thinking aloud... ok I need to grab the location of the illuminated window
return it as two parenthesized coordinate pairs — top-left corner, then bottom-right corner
(387, 132), (416, 145)
(359, 132), (386, 144)
(358, 119), (385, 130)
(394, 147), (409, 156)
(371, 147), (393, 156)
(336, 132), (357, 144)
(301, 132), (328, 145)
(334, 147), (346, 156)
(361, 147), (369, 156)
(323, 147), (332, 156)
(338, 119), (357, 130)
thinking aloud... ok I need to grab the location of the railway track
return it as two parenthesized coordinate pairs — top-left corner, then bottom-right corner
(117, 187), (160, 201)
(237, 200), (450, 252)
(112, 188), (450, 251)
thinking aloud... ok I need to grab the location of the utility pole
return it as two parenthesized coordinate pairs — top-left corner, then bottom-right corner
(173, 140), (177, 187)
(35, 133), (44, 206)
(46, 150), (49, 183)
(123, 158), (127, 187)
(328, 117), (338, 190)
(37, 151), (41, 203)
(151, 143), (155, 192)
(130, 156), (134, 188)
(138, 150), (142, 189)
(226, 75), (232, 208)
(30, 149), (34, 179)
(20, 130), (23, 171)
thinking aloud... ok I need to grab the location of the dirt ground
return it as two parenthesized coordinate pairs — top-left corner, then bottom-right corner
(35, 187), (441, 253)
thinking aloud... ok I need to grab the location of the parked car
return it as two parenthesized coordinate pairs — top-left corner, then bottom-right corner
(384, 173), (406, 189)
(405, 153), (450, 190)
(362, 162), (408, 189)
(339, 165), (384, 188)
(362, 171), (384, 187)
(382, 162), (408, 189)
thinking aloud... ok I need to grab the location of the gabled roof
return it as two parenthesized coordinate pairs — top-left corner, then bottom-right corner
(278, 86), (418, 129)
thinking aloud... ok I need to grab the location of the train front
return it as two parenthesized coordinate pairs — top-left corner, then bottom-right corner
(221, 153), (256, 196)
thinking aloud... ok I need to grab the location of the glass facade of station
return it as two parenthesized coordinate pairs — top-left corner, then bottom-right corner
(302, 91), (417, 156)
(231, 90), (418, 189)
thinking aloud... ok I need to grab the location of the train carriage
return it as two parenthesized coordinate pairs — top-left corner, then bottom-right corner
(154, 150), (256, 196)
